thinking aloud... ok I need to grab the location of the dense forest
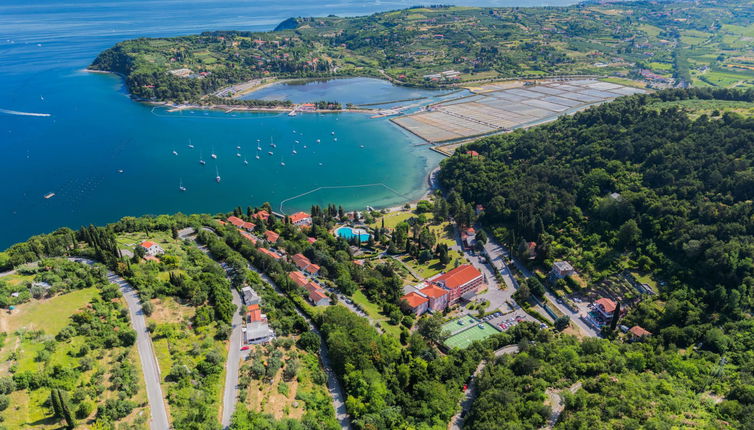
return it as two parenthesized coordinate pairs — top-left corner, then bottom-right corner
(90, 0), (754, 104)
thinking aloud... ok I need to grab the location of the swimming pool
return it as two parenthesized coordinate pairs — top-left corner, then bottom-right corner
(336, 226), (371, 241)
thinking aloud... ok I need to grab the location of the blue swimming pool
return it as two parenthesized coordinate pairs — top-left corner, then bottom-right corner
(336, 226), (371, 241)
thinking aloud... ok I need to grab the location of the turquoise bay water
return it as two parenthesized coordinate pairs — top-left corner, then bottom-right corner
(243, 77), (451, 106)
(0, 0), (577, 249)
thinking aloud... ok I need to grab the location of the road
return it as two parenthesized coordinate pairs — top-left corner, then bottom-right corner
(475, 228), (599, 338)
(220, 286), (243, 428)
(246, 265), (351, 429)
(69, 257), (170, 430)
(191, 240), (245, 429)
(448, 345), (520, 430)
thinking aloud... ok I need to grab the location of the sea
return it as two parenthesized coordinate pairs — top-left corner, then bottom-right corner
(0, 0), (577, 249)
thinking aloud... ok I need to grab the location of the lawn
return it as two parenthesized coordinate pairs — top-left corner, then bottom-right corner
(349, 291), (401, 338)
(370, 211), (415, 229)
(3, 287), (98, 335)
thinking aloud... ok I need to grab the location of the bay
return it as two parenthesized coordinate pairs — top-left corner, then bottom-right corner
(0, 0), (577, 248)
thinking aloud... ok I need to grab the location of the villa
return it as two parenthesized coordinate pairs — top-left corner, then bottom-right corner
(289, 270), (308, 288)
(259, 248), (282, 260)
(239, 231), (257, 245)
(550, 261), (575, 279)
(291, 253), (320, 275)
(629, 325), (652, 341)
(139, 241), (164, 256)
(289, 211), (312, 227)
(253, 210), (270, 221)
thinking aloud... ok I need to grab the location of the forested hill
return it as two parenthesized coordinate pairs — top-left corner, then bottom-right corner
(439, 88), (754, 338)
(90, 0), (754, 104)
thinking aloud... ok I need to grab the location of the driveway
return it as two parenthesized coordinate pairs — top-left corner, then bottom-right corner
(69, 257), (170, 430)
(221, 286), (243, 428)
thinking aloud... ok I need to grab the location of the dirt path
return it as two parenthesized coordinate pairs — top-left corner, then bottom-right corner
(543, 381), (582, 429)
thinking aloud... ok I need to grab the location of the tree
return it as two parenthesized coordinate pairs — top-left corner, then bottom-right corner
(417, 314), (447, 344)
(513, 283), (531, 303)
(297, 331), (320, 353)
(617, 219), (640, 249)
(609, 302), (621, 332)
(554, 316), (570, 331)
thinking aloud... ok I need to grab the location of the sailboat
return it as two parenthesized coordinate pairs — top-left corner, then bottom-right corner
(187, 139), (194, 149)
(270, 136), (276, 148)
(236, 145), (241, 150)
(179, 179), (187, 192)
(199, 151), (206, 165)
(211, 147), (217, 159)
(172, 149), (178, 155)
(215, 167), (221, 183)
(236, 152), (241, 157)
(244, 158), (249, 165)
(256, 147), (261, 159)
(316, 139), (321, 143)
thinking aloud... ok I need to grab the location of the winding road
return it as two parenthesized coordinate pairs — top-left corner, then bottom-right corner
(70, 258), (170, 430)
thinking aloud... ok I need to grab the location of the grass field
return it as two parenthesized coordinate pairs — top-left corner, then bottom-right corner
(370, 211), (415, 229)
(647, 99), (754, 119)
(2, 287), (98, 335)
(444, 321), (499, 349)
(350, 291), (401, 338)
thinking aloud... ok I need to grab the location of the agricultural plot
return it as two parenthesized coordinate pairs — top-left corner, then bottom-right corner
(392, 80), (646, 142)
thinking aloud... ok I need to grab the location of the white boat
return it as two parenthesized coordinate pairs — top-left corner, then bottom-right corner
(116, 169), (124, 173)
(215, 167), (221, 183)
(280, 162), (285, 166)
(172, 150), (178, 155)
(236, 152), (241, 157)
(331, 131), (335, 135)
(179, 179), (187, 192)
(292, 149), (297, 154)
(187, 139), (194, 149)
(303, 145), (308, 149)
(268, 151), (273, 156)
(210, 147), (217, 159)
(295, 140), (299, 144)
(270, 136), (276, 148)
(236, 145), (241, 150)
(244, 158), (249, 165)
(316, 139), (321, 143)
(334, 138), (338, 142)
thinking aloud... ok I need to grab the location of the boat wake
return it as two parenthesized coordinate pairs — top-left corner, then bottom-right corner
(0, 108), (51, 117)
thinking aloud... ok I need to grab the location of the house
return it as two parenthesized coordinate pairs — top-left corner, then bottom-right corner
(628, 325), (651, 341)
(431, 264), (484, 304)
(308, 287), (330, 307)
(289, 271), (308, 288)
(253, 210), (270, 221)
(466, 150), (480, 157)
(244, 322), (274, 344)
(307, 237), (317, 244)
(550, 261), (575, 279)
(241, 221), (256, 231)
(264, 230), (280, 243)
(593, 298), (616, 321)
(400, 292), (429, 315)
(259, 248), (281, 260)
(139, 241), (164, 256)
(227, 216), (245, 228)
(246, 304), (268, 323)
(461, 227), (476, 248)
(524, 241), (537, 260)
(420, 284), (450, 312)
(239, 231), (257, 245)
(289, 211), (312, 227)
(241, 286), (260, 305)
(291, 253), (320, 275)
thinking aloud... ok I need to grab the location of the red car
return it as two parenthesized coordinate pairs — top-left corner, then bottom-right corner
(463, 384), (468, 391)
(241, 345), (250, 351)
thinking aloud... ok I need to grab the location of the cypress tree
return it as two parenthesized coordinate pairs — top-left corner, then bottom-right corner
(58, 390), (76, 429)
(50, 388), (62, 419)
(610, 302), (621, 331)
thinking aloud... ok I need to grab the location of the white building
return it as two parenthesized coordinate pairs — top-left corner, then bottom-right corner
(139, 241), (164, 256)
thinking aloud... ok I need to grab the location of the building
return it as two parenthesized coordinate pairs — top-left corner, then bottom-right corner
(431, 264), (484, 304)
(139, 241), (164, 256)
(550, 261), (575, 279)
(244, 322), (275, 344)
(259, 248), (282, 260)
(400, 292), (429, 315)
(420, 284), (449, 312)
(289, 211), (312, 227)
(291, 253), (320, 276)
(308, 288), (330, 307)
(264, 230), (280, 243)
(246, 304), (267, 323)
(593, 298), (617, 322)
(628, 325), (651, 341)
(289, 271), (308, 288)
(253, 210), (270, 221)
(461, 227), (476, 249)
(239, 231), (257, 245)
(227, 216), (245, 228)
(241, 286), (260, 305)
(241, 221), (256, 231)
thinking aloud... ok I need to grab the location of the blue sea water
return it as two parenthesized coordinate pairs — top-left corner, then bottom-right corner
(0, 0), (577, 249)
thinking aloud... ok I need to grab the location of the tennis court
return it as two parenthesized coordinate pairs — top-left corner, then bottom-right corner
(442, 315), (479, 336)
(444, 321), (500, 349)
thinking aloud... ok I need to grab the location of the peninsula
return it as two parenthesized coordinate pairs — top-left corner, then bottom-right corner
(90, 1), (754, 110)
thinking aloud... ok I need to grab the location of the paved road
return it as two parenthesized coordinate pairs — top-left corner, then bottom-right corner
(192, 241), (245, 429)
(246, 265), (351, 429)
(221, 286), (243, 428)
(448, 345), (520, 430)
(70, 258), (170, 430)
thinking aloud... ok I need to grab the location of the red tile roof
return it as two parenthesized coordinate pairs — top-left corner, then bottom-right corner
(140, 241), (156, 248)
(253, 210), (270, 221)
(246, 304), (260, 311)
(433, 264), (482, 290)
(307, 237), (317, 244)
(264, 230), (280, 243)
(289, 271), (308, 288)
(242, 221), (256, 230)
(289, 211), (311, 224)
(228, 216), (245, 227)
(401, 292), (429, 308)
(466, 150), (480, 157)
(596, 298), (617, 313)
(420, 284), (448, 299)
(292, 253), (311, 270)
(305, 263), (320, 275)
(309, 289), (328, 303)
(304, 281), (321, 295)
(259, 248), (281, 259)
(248, 308), (264, 322)
(629, 325), (651, 337)
(239, 231), (257, 244)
